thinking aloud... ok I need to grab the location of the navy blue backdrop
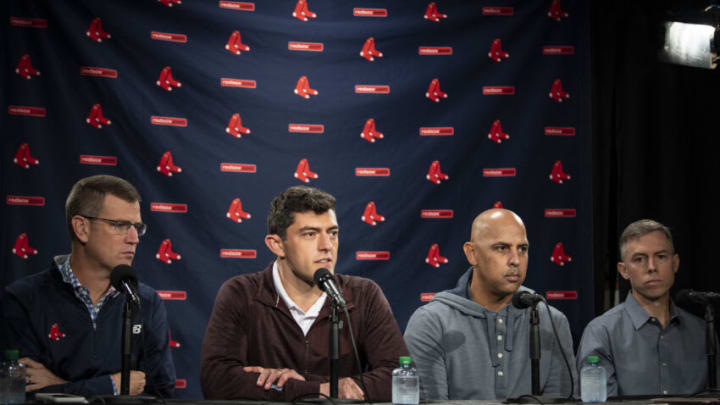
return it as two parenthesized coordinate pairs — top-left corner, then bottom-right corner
(2, 0), (591, 399)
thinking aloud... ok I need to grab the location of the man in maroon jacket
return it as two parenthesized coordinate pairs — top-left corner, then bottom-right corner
(200, 186), (407, 401)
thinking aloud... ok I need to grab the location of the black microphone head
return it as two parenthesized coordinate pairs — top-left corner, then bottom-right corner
(110, 264), (138, 290)
(512, 291), (532, 309)
(313, 268), (332, 290)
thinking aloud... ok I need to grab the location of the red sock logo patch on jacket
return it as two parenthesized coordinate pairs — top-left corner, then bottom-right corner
(156, 238), (182, 264)
(12, 233), (38, 259)
(48, 323), (66, 341)
(14, 143), (39, 169)
(15, 54), (41, 79)
(157, 152), (182, 177)
(86, 17), (111, 42)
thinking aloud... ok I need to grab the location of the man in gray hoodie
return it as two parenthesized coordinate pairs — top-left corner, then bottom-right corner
(404, 208), (576, 400)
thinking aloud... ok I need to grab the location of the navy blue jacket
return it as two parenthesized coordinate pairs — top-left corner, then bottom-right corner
(1, 259), (176, 398)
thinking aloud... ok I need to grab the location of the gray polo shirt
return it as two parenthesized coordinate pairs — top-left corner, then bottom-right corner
(576, 292), (718, 396)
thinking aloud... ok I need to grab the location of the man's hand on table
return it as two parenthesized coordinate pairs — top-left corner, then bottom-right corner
(243, 366), (306, 390)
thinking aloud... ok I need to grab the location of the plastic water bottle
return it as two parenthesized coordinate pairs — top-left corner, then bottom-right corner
(392, 356), (419, 405)
(580, 355), (607, 402)
(0, 350), (26, 404)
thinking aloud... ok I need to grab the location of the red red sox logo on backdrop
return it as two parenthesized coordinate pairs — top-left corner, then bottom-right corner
(86, 17), (110, 42)
(488, 120), (510, 144)
(169, 330), (181, 349)
(424, 2), (447, 22)
(226, 30), (250, 55)
(488, 39), (509, 62)
(292, 0), (317, 21)
(360, 37), (383, 61)
(361, 201), (385, 226)
(548, 0), (569, 21)
(227, 198), (251, 223)
(15, 54), (40, 79)
(48, 323), (66, 341)
(294, 158), (319, 183)
(158, 0), (181, 7)
(294, 76), (319, 99)
(425, 78), (448, 102)
(550, 242), (572, 266)
(493, 201), (504, 208)
(156, 238), (182, 264)
(549, 160), (571, 183)
(549, 79), (570, 102)
(86, 104), (111, 129)
(157, 152), (182, 177)
(226, 113), (251, 138)
(12, 233), (38, 259)
(14, 143), (39, 169)
(157, 66), (182, 91)
(425, 243), (448, 268)
(361, 118), (384, 143)
(426, 160), (449, 184)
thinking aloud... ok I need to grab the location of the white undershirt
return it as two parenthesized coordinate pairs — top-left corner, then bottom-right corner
(272, 261), (327, 336)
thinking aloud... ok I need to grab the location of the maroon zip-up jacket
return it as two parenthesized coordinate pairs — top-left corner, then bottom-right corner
(200, 263), (408, 401)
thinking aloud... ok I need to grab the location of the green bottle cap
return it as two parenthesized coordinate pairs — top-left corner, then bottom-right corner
(398, 356), (412, 365)
(587, 355), (599, 364)
(5, 349), (20, 361)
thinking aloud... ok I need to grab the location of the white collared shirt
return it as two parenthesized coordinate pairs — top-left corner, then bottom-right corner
(272, 261), (327, 336)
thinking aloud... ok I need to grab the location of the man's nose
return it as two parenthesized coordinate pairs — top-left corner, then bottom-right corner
(126, 226), (140, 244)
(508, 248), (521, 266)
(317, 232), (332, 250)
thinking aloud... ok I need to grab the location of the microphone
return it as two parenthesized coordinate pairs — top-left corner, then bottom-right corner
(676, 289), (720, 306)
(512, 290), (545, 309)
(313, 268), (346, 308)
(111, 265), (141, 308)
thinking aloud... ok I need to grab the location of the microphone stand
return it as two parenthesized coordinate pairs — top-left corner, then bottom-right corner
(121, 299), (134, 395)
(706, 304), (717, 390)
(329, 300), (340, 398)
(530, 304), (541, 396)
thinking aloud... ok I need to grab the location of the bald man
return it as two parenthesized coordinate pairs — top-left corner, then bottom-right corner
(404, 209), (577, 400)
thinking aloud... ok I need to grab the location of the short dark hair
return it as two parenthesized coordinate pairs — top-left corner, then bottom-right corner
(619, 219), (674, 261)
(66, 175), (141, 241)
(267, 186), (336, 239)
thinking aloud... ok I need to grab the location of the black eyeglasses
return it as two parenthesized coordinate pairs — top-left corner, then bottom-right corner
(80, 215), (147, 237)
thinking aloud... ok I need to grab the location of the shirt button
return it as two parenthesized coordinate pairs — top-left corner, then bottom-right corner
(498, 353), (504, 358)
(497, 335), (503, 341)
(498, 319), (503, 324)
(497, 371), (504, 376)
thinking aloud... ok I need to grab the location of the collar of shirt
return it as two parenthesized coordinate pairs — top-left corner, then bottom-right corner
(55, 254), (118, 312)
(623, 291), (680, 330)
(272, 261), (327, 336)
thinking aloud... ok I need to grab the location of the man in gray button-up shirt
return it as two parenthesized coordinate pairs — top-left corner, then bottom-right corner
(404, 209), (577, 400)
(576, 219), (719, 396)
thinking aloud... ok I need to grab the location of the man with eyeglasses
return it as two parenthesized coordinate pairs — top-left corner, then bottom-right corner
(0, 175), (176, 398)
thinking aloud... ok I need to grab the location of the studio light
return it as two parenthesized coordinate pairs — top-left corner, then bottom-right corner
(660, 4), (719, 69)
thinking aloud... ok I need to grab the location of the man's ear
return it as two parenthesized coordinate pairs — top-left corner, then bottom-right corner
(672, 253), (680, 274)
(265, 234), (285, 258)
(462, 242), (477, 266)
(617, 261), (630, 280)
(71, 216), (90, 244)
